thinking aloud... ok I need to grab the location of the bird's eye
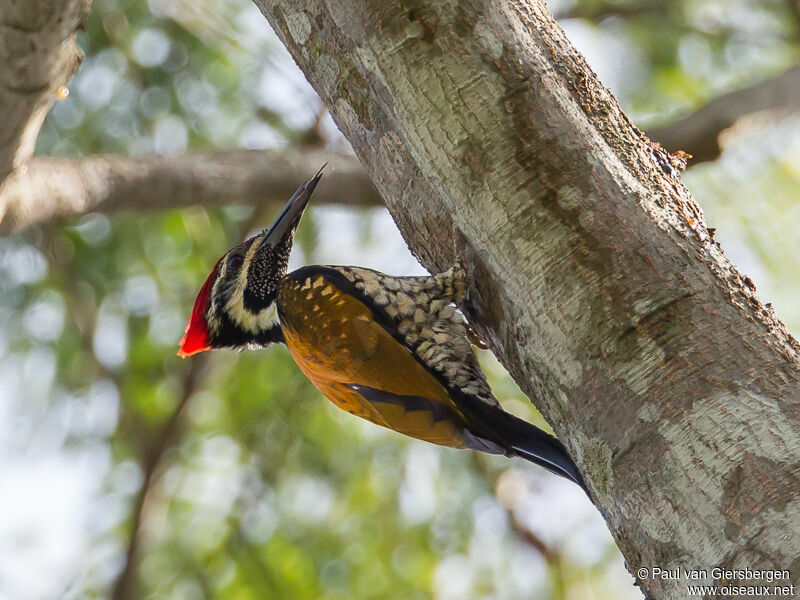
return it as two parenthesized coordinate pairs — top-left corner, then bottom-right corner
(226, 254), (244, 271)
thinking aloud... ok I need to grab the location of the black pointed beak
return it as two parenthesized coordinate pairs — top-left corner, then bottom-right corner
(258, 164), (325, 251)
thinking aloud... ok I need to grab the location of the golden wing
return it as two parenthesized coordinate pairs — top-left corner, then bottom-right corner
(277, 269), (471, 448)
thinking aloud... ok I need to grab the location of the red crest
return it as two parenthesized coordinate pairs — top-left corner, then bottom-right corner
(177, 259), (222, 358)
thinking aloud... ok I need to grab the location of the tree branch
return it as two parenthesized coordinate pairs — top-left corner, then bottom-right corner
(0, 1), (381, 235)
(647, 64), (800, 164)
(501, 502), (567, 599)
(110, 356), (206, 600)
(0, 148), (381, 233)
(553, 2), (667, 22)
(0, 0), (91, 181)
(254, 2), (800, 598)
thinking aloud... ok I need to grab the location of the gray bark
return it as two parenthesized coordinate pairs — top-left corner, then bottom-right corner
(0, 0), (91, 181)
(0, 148), (380, 233)
(252, 1), (800, 598)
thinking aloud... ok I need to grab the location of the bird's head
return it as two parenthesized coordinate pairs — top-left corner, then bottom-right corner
(177, 167), (324, 357)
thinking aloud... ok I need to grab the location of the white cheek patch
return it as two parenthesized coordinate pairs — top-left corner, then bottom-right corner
(230, 300), (280, 334)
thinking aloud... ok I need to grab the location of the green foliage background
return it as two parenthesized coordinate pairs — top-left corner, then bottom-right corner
(1, 0), (798, 599)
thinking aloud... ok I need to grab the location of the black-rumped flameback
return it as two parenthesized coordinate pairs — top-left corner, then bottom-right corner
(179, 168), (586, 493)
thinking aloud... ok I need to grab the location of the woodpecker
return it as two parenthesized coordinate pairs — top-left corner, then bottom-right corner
(178, 168), (586, 492)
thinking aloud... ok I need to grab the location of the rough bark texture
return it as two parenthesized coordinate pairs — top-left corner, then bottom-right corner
(0, 0), (91, 181)
(647, 64), (800, 165)
(252, 1), (800, 597)
(0, 148), (380, 233)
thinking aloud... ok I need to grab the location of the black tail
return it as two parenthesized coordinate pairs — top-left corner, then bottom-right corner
(503, 412), (588, 494)
(462, 397), (588, 494)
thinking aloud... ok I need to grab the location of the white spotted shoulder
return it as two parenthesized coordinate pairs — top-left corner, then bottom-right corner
(329, 265), (498, 406)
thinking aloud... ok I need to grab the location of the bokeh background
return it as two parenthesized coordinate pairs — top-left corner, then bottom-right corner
(1, 0), (799, 598)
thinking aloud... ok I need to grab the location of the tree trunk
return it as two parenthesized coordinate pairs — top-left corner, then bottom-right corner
(0, 0), (91, 181)
(252, 1), (800, 597)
